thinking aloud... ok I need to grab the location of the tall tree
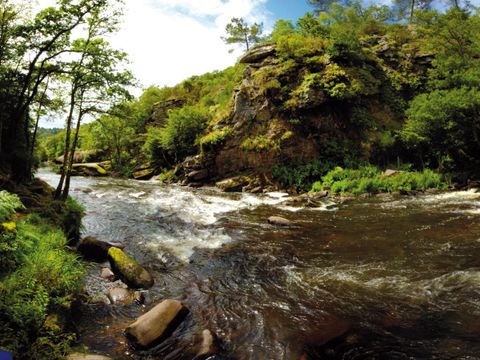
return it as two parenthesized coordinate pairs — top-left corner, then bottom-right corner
(54, 4), (133, 199)
(222, 17), (263, 51)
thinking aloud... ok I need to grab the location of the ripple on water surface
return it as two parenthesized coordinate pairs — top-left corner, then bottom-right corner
(36, 168), (480, 359)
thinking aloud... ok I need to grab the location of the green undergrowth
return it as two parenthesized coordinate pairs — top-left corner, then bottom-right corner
(311, 166), (446, 195)
(0, 192), (85, 359)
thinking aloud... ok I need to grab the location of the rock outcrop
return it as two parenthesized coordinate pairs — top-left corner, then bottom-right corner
(149, 98), (185, 127)
(125, 299), (188, 348)
(239, 43), (276, 64)
(107, 247), (154, 289)
(55, 150), (103, 164)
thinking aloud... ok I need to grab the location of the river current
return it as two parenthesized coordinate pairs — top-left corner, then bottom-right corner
(37, 168), (480, 359)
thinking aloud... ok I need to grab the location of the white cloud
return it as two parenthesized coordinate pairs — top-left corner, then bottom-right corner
(110, 0), (270, 91)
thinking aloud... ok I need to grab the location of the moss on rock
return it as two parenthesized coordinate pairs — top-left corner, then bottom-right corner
(107, 247), (154, 289)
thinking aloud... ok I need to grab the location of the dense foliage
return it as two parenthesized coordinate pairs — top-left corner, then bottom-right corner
(0, 193), (84, 359)
(312, 166), (446, 194)
(35, 1), (480, 187)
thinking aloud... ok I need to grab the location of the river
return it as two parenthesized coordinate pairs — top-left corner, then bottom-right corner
(37, 168), (480, 359)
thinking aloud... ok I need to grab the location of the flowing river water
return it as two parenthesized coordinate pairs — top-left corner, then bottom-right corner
(37, 168), (480, 359)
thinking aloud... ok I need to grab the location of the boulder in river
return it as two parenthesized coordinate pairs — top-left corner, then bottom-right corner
(268, 216), (293, 226)
(108, 247), (154, 289)
(78, 236), (120, 262)
(125, 299), (188, 348)
(187, 169), (209, 182)
(216, 176), (249, 192)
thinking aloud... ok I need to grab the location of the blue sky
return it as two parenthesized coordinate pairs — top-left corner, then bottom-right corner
(36, 0), (480, 128)
(266, 0), (312, 22)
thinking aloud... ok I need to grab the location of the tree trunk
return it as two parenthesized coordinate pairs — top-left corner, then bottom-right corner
(410, 0), (415, 22)
(55, 90), (76, 199)
(62, 102), (84, 200)
(244, 33), (249, 51)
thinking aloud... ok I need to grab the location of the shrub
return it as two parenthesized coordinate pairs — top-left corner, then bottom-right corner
(198, 126), (233, 150)
(312, 166), (446, 194)
(272, 160), (331, 192)
(241, 135), (280, 152)
(0, 191), (24, 223)
(0, 215), (84, 358)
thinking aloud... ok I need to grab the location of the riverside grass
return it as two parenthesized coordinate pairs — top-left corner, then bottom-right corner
(0, 192), (85, 359)
(311, 166), (446, 195)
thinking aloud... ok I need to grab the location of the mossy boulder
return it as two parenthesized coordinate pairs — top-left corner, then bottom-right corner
(107, 247), (154, 289)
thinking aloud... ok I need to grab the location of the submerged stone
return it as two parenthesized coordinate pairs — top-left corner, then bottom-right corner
(268, 216), (293, 226)
(107, 247), (154, 289)
(125, 299), (188, 348)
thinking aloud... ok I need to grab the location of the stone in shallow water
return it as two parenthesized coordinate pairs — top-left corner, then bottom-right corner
(107, 247), (154, 289)
(125, 299), (188, 348)
(100, 267), (116, 282)
(268, 216), (293, 226)
(196, 329), (217, 357)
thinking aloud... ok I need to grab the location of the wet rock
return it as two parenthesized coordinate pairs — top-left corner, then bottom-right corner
(107, 288), (144, 305)
(216, 176), (249, 192)
(239, 43), (276, 64)
(71, 163), (108, 176)
(195, 329), (217, 358)
(67, 353), (112, 360)
(133, 168), (154, 180)
(101, 267), (116, 282)
(311, 190), (329, 199)
(188, 182), (204, 188)
(125, 299), (188, 348)
(249, 186), (263, 194)
(78, 236), (119, 262)
(134, 291), (146, 304)
(108, 247), (154, 289)
(108, 288), (131, 304)
(187, 169), (209, 182)
(268, 216), (293, 226)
